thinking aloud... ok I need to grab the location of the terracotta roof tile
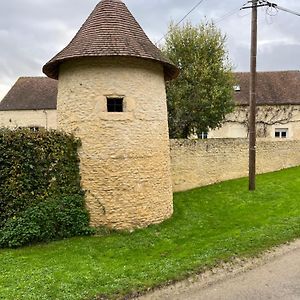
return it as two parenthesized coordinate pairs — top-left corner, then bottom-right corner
(0, 77), (57, 111)
(43, 0), (179, 81)
(234, 71), (300, 105)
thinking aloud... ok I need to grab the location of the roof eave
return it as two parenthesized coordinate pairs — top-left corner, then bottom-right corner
(43, 55), (179, 81)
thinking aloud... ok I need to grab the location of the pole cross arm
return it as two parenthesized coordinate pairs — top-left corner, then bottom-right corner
(241, 1), (300, 16)
(241, 4), (268, 10)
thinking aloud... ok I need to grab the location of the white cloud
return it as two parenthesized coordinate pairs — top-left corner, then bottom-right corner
(0, 0), (299, 93)
(259, 37), (300, 49)
(0, 84), (11, 100)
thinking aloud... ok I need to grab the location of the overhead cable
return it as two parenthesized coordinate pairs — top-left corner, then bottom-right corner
(214, 2), (249, 24)
(156, 0), (206, 44)
(273, 4), (300, 17)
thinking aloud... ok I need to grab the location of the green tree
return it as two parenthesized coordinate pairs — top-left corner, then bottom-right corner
(163, 22), (235, 138)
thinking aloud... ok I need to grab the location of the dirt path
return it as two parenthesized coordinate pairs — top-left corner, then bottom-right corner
(135, 239), (300, 300)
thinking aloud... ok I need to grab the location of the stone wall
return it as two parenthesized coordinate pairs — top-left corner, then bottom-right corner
(170, 139), (300, 192)
(57, 57), (173, 230)
(0, 110), (57, 130)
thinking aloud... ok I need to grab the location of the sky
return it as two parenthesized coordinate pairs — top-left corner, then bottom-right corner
(0, 0), (299, 99)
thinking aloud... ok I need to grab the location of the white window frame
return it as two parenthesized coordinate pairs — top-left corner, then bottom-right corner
(199, 132), (208, 139)
(275, 128), (288, 139)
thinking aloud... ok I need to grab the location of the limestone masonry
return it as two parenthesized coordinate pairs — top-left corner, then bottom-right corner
(43, 0), (178, 229)
(56, 57), (174, 228)
(171, 139), (300, 192)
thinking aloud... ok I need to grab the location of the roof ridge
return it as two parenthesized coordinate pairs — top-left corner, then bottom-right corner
(18, 76), (53, 79)
(235, 70), (300, 74)
(257, 70), (300, 73)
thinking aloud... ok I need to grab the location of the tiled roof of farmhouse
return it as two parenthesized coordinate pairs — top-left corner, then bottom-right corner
(0, 77), (57, 111)
(43, 0), (179, 81)
(234, 71), (300, 105)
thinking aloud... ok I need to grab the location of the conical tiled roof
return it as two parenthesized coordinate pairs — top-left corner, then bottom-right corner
(43, 0), (179, 80)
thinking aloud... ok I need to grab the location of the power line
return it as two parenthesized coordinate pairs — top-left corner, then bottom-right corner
(270, 4), (300, 17)
(214, 2), (249, 24)
(175, 0), (206, 27)
(156, 0), (206, 45)
(214, 7), (241, 24)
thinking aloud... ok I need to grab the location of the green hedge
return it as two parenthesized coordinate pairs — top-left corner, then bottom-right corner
(0, 195), (92, 248)
(0, 128), (93, 248)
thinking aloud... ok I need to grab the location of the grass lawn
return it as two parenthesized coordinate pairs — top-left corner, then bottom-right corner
(1, 167), (300, 300)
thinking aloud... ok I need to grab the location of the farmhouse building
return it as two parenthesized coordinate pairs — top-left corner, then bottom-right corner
(0, 77), (57, 130)
(209, 70), (300, 139)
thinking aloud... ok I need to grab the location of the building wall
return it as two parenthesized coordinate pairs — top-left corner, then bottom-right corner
(57, 57), (173, 229)
(209, 105), (300, 139)
(0, 109), (57, 129)
(170, 138), (300, 192)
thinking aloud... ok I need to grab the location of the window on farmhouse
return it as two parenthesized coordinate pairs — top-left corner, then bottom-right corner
(19, 126), (41, 132)
(29, 126), (40, 132)
(275, 128), (288, 138)
(233, 85), (241, 92)
(18, 126), (41, 132)
(107, 97), (123, 112)
(199, 132), (208, 139)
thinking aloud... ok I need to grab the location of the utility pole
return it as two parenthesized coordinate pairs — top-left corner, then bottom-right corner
(249, 0), (258, 191)
(241, 0), (299, 191)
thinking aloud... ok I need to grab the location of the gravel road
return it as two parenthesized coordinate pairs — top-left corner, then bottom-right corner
(136, 240), (300, 300)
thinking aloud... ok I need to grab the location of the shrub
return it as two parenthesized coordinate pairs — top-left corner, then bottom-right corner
(0, 128), (94, 248)
(0, 195), (94, 248)
(0, 128), (82, 228)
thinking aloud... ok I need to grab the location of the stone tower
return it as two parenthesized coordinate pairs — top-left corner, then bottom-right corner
(43, 0), (179, 229)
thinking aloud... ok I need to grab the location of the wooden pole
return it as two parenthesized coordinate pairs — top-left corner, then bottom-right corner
(249, 0), (258, 191)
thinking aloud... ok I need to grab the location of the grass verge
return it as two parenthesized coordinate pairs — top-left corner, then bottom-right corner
(1, 167), (300, 299)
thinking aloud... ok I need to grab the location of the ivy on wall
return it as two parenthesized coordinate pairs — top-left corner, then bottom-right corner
(0, 128), (93, 248)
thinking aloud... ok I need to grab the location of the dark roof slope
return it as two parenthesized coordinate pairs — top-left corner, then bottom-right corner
(234, 71), (300, 105)
(0, 77), (57, 111)
(43, 0), (179, 81)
